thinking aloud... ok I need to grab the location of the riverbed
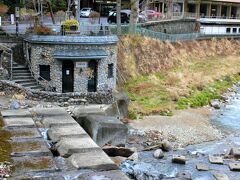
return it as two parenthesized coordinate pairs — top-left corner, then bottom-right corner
(122, 86), (240, 179)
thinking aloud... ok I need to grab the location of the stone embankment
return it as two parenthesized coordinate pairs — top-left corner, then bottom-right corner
(0, 108), (129, 179)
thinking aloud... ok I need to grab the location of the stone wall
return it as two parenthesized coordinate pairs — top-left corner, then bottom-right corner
(0, 80), (113, 104)
(29, 43), (117, 93)
(141, 19), (198, 34)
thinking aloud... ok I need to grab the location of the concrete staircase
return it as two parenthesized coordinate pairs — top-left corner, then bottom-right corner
(12, 62), (44, 91)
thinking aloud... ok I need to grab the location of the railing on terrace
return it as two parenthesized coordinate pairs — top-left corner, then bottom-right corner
(61, 24), (131, 36)
(135, 27), (200, 41)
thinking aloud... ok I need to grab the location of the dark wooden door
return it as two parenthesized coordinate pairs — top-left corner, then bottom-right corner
(62, 60), (74, 93)
(88, 60), (98, 92)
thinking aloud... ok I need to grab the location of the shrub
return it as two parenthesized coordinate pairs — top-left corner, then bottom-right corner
(0, 4), (8, 15)
(62, 19), (79, 31)
(20, 8), (35, 21)
(34, 25), (53, 35)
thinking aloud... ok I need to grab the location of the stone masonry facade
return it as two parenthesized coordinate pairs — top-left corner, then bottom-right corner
(24, 36), (118, 95)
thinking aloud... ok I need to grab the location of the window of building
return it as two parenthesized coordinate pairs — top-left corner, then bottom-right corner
(108, 63), (114, 78)
(233, 28), (237, 33)
(39, 65), (50, 81)
(226, 28), (231, 33)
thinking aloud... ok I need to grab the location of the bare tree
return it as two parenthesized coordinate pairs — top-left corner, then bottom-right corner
(129, 0), (139, 34)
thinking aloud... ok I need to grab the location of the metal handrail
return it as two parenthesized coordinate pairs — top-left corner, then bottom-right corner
(25, 44), (54, 91)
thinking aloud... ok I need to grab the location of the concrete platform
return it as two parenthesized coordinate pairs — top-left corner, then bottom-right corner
(56, 137), (100, 157)
(69, 150), (118, 171)
(81, 115), (128, 147)
(3, 117), (35, 128)
(30, 107), (70, 117)
(77, 170), (129, 180)
(1, 109), (31, 117)
(48, 124), (88, 142)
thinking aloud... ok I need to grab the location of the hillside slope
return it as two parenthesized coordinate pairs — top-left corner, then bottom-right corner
(117, 36), (240, 116)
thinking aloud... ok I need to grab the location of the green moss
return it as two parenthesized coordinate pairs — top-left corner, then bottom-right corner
(13, 157), (52, 170)
(0, 129), (12, 162)
(176, 74), (240, 109)
(11, 141), (42, 152)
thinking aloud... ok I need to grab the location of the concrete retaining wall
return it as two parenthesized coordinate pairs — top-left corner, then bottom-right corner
(141, 19), (198, 34)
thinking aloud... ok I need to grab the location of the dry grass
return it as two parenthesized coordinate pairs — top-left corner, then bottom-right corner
(118, 36), (240, 116)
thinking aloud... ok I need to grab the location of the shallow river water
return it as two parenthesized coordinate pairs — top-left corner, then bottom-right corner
(121, 88), (240, 180)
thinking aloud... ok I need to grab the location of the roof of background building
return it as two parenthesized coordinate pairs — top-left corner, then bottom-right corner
(212, 0), (240, 3)
(54, 49), (108, 59)
(25, 35), (119, 45)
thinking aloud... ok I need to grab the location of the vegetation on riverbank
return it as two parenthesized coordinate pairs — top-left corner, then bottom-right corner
(117, 36), (240, 118)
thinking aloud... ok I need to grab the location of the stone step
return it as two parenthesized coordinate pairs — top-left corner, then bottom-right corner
(13, 79), (36, 84)
(10, 138), (52, 156)
(20, 82), (39, 87)
(69, 150), (118, 171)
(48, 124), (88, 142)
(12, 76), (35, 80)
(56, 137), (100, 157)
(12, 70), (31, 73)
(12, 156), (57, 176)
(1, 109), (31, 117)
(77, 170), (130, 180)
(27, 86), (44, 91)
(12, 72), (32, 76)
(2, 116), (35, 128)
(12, 67), (29, 70)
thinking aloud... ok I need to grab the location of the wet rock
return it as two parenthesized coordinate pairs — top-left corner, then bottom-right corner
(120, 160), (162, 180)
(229, 162), (240, 171)
(210, 99), (221, 109)
(128, 152), (138, 161)
(229, 147), (240, 158)
(172, 155), (186, 164)
(10, 101), (20, 110)
(153, 149), (164, 159)
(103, 146), (134, 157)
(176, 171), (191, 180)
(196, 163), (209, 171)
(162, 140), (172, 152)
(213, 172), (229, 180)
(209, 155), (223, 164)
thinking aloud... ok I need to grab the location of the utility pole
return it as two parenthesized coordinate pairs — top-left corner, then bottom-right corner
(77, 0), (81, 22)
(117, 0), (121, 35)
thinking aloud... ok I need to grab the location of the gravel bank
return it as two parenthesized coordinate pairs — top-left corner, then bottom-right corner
(129, 106), (223, 148)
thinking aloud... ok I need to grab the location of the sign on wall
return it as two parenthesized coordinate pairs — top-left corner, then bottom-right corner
(76, 62), (88, 68)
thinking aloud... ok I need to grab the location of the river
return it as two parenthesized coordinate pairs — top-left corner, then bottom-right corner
(120, 87), (240, 179)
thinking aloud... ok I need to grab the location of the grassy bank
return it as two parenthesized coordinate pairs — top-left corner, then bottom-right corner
(117, 36), (240, 117)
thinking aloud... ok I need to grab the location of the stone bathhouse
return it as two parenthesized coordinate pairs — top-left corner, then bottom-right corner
(24, 35), (118, 94)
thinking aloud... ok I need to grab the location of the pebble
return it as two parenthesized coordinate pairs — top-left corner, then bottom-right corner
(153, 149), (164, 159)
(162, 140), (172, 152)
